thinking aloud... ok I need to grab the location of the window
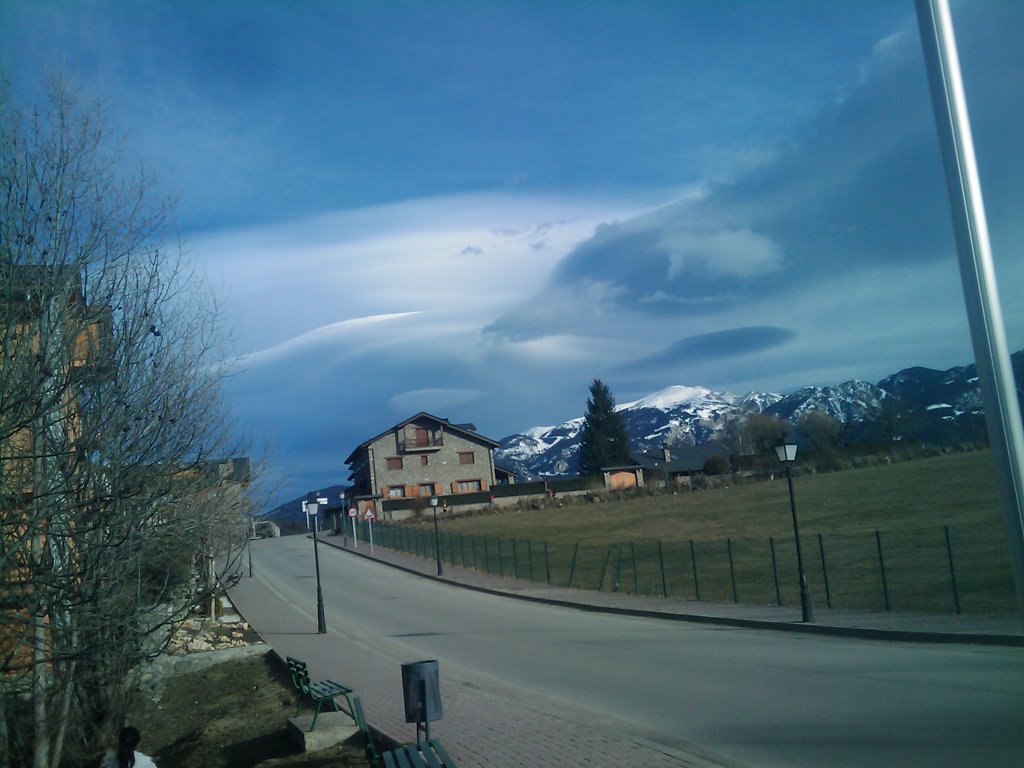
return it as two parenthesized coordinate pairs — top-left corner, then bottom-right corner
(386, 457), (403, 470)
(458, 451), (475, 465)
(456, 479), (482, 493)
(419, 483), (435, 496)
(388, 486), (406, 498)
(419, 455), (428, 466)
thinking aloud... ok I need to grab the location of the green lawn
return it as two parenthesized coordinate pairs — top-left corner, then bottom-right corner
(384, 450), (1015, 615)
(435, 449), (1003, 542)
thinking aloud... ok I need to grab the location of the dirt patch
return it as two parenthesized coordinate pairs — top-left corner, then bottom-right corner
(129, 650), (371, 767)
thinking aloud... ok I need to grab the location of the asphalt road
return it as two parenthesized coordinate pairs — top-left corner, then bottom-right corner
(246, 535), (1024, 767)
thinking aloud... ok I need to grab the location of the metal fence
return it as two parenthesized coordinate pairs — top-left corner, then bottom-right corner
(364, 520), (1016, 615)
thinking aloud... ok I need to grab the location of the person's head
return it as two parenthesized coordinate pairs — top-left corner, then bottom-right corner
(116, 726), (141, 768)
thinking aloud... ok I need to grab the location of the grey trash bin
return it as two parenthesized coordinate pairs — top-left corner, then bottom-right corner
(401, 659), (443, 725)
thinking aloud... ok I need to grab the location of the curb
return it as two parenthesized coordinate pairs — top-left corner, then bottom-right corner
(320, 535), (1024, 648)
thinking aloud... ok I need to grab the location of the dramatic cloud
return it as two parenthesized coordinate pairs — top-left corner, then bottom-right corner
(621, 327), (798, 373)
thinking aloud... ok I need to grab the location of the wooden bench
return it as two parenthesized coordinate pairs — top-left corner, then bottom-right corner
(285, 656), (355, 731)
(382, 740), (457, 768)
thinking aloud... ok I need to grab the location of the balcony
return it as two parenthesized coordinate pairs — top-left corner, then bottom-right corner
(399, 434), (443, 452)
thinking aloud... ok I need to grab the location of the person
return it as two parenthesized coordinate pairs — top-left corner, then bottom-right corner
(107, 726), (157, 768)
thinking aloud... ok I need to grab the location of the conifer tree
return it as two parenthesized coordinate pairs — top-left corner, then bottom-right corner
(578, 378), (633, 475)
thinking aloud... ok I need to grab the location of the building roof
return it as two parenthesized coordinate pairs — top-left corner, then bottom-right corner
(632, 443), (732, 473)
(344, 412), (500, 465)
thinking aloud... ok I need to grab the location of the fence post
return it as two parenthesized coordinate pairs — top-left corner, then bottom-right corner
(528, 540), (535, 581)
(461, 533), (466, 568)
(598, 546), (613, 591)
(876, 529), (891, 611)
(497, 538), (504, 577)
(945, 525), (962, 614)
(690, 539), (701, 601)
(567, 542), (580, 588)
(769, 536), (781, 606)
(511, 538), (518, 579)
(818, 534), (832, 609)
(658, 540), (668, 598)
(544, 541), (551, 584)
(631, 542), (639, 595)
(613, 545), (622, 592)
(448, 532), (454, 565)
(484, 536), (491, 573)
(727, 538), (738, 603)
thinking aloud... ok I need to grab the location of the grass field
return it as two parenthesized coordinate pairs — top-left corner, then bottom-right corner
(381, 449), (1016, 615)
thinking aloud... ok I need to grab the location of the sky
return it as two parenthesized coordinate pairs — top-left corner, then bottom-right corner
(2, 1), (1021, 507)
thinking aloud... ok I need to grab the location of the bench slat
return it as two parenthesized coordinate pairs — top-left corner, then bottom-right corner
(420, 744), (444, 768)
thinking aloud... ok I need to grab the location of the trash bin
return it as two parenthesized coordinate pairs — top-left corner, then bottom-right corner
(401, 659), (443, 724)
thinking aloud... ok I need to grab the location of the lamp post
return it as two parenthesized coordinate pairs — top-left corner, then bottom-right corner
(340, 493), (348, 547)
(306, 499), (328, 633)
(430, 496), (443, 577)
(775, 435), (814, 623)
(247, 516), (254, 578)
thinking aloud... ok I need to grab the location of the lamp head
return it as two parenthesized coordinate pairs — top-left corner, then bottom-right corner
(774, 434), (798, 463)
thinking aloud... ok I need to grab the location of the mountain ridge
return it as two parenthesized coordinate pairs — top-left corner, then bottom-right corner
(495, 350), (1024, 479)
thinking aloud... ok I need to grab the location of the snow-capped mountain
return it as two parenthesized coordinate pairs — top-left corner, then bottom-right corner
(494, 350), (1024, 479)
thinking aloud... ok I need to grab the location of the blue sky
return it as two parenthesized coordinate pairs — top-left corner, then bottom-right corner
(3, 1), (1021, 507)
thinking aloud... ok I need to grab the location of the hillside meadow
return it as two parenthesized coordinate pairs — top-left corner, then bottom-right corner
(434, 449), (1004, 543)
(391, 449), (1016, 614)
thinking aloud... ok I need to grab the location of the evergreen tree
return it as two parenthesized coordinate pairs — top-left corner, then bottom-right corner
(578, 378), (633, 475)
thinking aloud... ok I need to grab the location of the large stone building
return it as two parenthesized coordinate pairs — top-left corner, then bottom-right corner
(344, 413), (500, 515)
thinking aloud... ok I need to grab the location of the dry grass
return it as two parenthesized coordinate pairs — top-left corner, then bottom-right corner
(386, 449), (1015, 614)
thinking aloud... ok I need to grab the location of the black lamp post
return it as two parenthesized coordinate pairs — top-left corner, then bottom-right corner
(775, 434), (814, 623)
(340, 493), (348, 547)
(247, 516), (254, 578)
(430, 496), (443, 577)
(306, 499), (328, 633)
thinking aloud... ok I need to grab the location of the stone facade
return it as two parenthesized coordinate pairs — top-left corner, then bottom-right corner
(345, 413), (499, 512)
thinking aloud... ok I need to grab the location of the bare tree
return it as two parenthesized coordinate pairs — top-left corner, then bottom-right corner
(1, 80), (252, 767)
(743, 413), (790, 454)
(797, 409), (842, 451)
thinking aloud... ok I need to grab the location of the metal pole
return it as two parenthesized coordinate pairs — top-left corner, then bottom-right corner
(352, 510), (359, 548)
(658, 539), (668, 598)
(786, 465), (814, 622)
(247, 517), (254, 578)
(432, 505), (443, 576)
(727, 538), (738, 603)
(341, 497), (348, 547)
(310, 508), (326, 634)
(917, 0), (1024, 621)
(945, 525), (962, 615)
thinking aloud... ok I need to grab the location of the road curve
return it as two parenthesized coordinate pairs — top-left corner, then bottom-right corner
(234, 535), (1024, 768)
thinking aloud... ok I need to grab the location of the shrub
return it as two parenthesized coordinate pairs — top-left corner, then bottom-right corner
(702, 454), (730, 475)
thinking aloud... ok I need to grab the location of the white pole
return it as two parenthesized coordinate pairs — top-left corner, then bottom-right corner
(368, 518), (375, 555)
(352, 510), (359, 548)
(916, 0), (1024, 620)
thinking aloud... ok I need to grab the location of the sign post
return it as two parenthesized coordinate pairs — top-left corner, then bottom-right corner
(365, 508), (376, 554)
(349, 507), (359, 548)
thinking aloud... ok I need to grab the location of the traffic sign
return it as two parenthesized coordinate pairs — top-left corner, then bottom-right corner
(348, 507), (358, 517)
(364, 510), (376, 521)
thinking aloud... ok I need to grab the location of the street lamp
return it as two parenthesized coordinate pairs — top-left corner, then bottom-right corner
(430, 496), (443, 577)
(775, 434), (814, 622)
(306, 498), (328, 633)
(247, 516), (254, 578)
(340, 492), (348, 547)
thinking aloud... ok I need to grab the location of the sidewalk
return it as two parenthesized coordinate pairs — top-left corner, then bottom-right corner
(322, 533), (1024, 646)
(230, 534), (1023, 768)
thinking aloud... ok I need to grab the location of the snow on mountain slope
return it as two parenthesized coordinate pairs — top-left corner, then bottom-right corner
(494, 350), (1024, 479)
